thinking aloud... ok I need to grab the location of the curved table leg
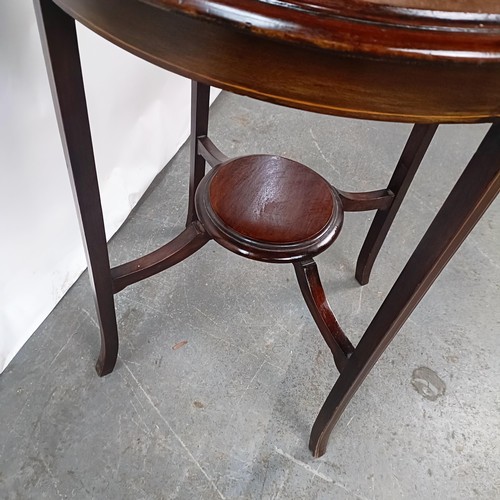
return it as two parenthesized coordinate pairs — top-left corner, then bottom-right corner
(34, 0), (118, 376)
(356, 124), (438, 285)
(294, 259), (354, 371)
(311, 124), (500, 457)
(186, 80), (211, 225)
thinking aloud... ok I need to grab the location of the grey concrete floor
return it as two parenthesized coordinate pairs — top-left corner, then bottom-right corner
(1, 92), (499, 500)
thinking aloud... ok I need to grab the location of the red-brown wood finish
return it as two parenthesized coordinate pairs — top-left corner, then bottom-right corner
(195, 155), (344, 263)
(34, 0), (118, 376)
(294, 259), (354, 372)
(52, 0), (500, 122)
(35, 0), (500, 461)
(110, 222), (209, 293)
(210, 156), (335, 244)
(186, 80), (210, 225)
(144, 0), (500, 60)
(355, 124), (439, 284)
(197, 136), (229, 168)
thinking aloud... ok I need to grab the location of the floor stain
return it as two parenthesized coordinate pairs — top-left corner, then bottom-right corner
(411, 366), (446, 401)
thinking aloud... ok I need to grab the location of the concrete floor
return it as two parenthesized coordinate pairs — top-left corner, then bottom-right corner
(1, 92), (499, 500)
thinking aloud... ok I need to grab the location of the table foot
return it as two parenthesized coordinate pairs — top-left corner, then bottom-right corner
(95, 329), (119, 377)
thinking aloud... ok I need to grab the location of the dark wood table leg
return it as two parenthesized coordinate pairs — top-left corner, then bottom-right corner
(34, 0), (118, 376)
(310, 123), (500, 457)
(294, 259), (354, 372)
(186, 81), (211, 225)
(356, 124), (438, 285)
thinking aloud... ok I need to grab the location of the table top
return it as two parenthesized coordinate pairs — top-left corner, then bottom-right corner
(55, 0), (500, 122)
(144, 0), (500, 61)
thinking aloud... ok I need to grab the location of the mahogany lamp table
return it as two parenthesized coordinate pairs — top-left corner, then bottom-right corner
(34, 0), (500, 457)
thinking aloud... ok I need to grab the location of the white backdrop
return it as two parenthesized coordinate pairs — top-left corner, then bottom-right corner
(0, 2), (217, 372)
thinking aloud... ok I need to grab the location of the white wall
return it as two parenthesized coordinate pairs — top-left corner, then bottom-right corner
(0, 2), (216, 372)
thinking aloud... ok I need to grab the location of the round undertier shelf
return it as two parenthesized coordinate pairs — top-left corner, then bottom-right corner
(195, 155), (343, 262)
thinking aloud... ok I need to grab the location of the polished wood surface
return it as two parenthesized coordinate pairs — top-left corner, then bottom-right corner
(145, 0), (500, 59)
(195, 154), (344, 263)
(355, 124), (438, 284)
(34, 0), (118, 376)
(111, 222), (209, 293)
(52, 0), (500, 122)
(210, 156), (335, 244)
(294, 259), (354, 372)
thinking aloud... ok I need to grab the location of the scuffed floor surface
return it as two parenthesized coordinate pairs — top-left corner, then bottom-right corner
(1, 92), (499, 499)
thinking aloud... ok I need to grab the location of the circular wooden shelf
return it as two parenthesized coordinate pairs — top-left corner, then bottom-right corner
(195, 155), (343, 263)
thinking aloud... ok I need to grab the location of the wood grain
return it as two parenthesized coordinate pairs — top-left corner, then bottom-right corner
(209, 156), (334, 244)
(53, 0), (500, 122)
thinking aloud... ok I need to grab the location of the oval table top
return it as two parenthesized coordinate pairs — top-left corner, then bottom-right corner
(54, 0), (500, 122)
